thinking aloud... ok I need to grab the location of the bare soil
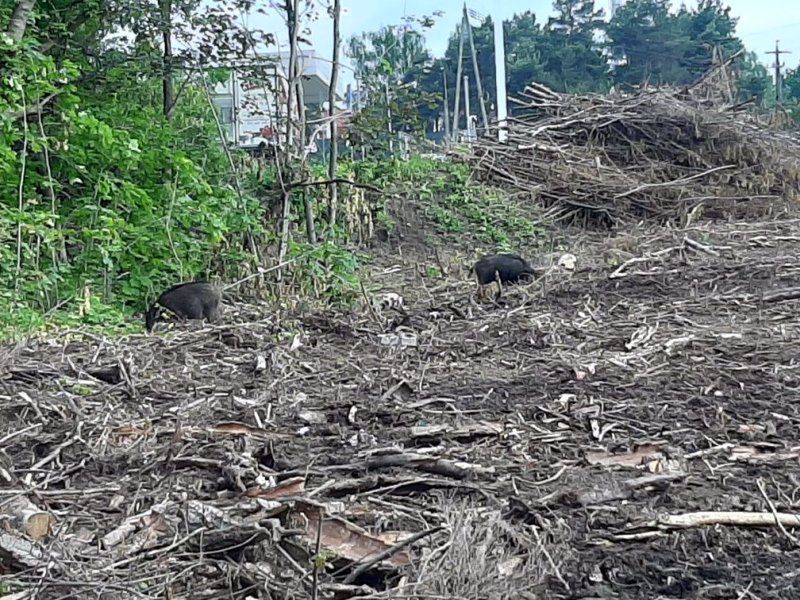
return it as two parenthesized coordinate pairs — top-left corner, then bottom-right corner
(3, 210), (800, 599)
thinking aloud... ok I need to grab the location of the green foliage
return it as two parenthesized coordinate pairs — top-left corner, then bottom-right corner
(428, 184), (539, 247)
(354, 157), (541, 248)
(287, 240), (363, 305)
(543, 0), (610, 93)
(0, 27), (265, 338)
(347, 24), (430, 86)
(606, 0), (743, 88)
(0, 291), (139, 342)
(738, 51), (774, 105)
(786, 69), (800, 102)
(345, 16), (442, 147)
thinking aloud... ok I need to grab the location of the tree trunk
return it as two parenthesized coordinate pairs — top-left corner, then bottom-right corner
(277, 0), (299, 278)
(296, 65), (316, 244)
(7, 0), (36, 42)
(327, 0), (341, 229)
(283, 0), (297, 154)
(160, 0), (174, 119)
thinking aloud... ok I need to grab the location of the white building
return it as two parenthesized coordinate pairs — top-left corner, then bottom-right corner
(212, 49), (343, 149)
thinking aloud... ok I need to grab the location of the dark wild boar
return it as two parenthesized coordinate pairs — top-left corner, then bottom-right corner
(472, 253), (539, 299)
(145, 281), (223, 332)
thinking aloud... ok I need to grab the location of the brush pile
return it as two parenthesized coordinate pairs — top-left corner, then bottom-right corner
(468, 63), (800, 225)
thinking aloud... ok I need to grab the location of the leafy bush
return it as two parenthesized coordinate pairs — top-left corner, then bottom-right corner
(0, 38), (264, 338)
(352, 156), (541, 247)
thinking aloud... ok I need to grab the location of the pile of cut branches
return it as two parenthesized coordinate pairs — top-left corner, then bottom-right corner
(467, 66), (800, 226)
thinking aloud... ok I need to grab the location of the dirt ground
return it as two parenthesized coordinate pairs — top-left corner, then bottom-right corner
(3, 205), (800, 599)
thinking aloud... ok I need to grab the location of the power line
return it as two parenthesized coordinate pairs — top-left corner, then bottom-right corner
(741, 21), (800, 37)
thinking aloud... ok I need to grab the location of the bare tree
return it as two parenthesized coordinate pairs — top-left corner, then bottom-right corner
(277, 0), (300, 273)
(296, 52), (317, 244)
(327, 0), (341, 229)
(159, 0), (174, 119)
(7, 0), (37, 41)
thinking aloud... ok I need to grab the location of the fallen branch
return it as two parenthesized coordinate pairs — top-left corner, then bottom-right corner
(4, 92), (59, 121)
(288, 178), (383, 194)
(659, 511), (800, 529)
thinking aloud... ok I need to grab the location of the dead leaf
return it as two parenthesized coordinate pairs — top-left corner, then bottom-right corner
(111, 425), (151, 441)
(291, 501), (412, 568)
(139, 511), (170, 549)
(586, 444), (665, 468)
(290, 333), (303, 351)
(23, 512), (53, 541)
(298, 410), (326, 425)
(497, 556), (522, 576)
(203, 422), (276, 438)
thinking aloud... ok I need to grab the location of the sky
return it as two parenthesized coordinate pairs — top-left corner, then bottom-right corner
(245, 0), (800, 88)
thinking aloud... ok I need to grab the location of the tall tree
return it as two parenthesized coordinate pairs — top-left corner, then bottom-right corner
(159, 0), (173, 118)
(548, 0), (603, 36)
(606, 0), (691, 87)
(503, 11), (549, 96)
(677, 0), (742, 78)
(345, 15), (441, 149)
(737, 51), (773, 105)
(606, 0), (743, 88)
(545, 0), (609, 92)
(348, 24), (431, 86)
(784, 63), (800, 102)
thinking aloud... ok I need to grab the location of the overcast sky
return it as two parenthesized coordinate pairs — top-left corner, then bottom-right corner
(245, 0), (800, 86)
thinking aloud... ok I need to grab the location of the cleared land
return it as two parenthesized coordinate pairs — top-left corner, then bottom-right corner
(4, 70), (800, 598)
(3, 209), (800, 598)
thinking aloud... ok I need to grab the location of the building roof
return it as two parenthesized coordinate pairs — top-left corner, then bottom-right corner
(210, 49), (344, 102)
(264, 49), (344, 100)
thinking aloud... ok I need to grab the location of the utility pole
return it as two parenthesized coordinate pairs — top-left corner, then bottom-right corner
(442, 70), (451, 141)
(493, 15), (507, 142)
(766, 40), (791, 103)
(451, 19), (465, 138)
(464, 4), (489, 133)
(463, 73), (471, 142)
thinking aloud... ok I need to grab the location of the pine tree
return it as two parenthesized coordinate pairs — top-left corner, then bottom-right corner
(545, 0), (610, 92)
(607, 0), (744, 88)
